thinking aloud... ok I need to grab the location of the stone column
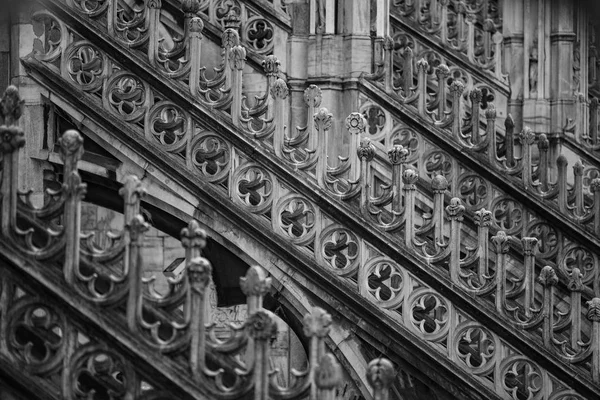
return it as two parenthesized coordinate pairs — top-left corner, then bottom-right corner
(11, 4), (49, 207)
(502, 0), (524, 133)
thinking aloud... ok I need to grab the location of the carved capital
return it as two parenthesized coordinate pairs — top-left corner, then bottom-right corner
(346, 112), (367, 135)
(262, 55), (280, 77)
(568, 267), (584, 292)
(240, 265), (271, 297)
(366, 358), (395, 392)
(315, 354), (342, 390)
(521, 237), (539, 255)
(491, 231), (510, 254)
(119, 175), (147, 205)
(245, 310), (277, 340)
(537, 134), (549, 151)
(188, 257), (212, 293)
(387, 144), (409, 165)
(188, 17), (204, 34)
(229, 45), (246, 70)
(485, 105), (497, 120)
(474, 208), (492, 227)
(303, 307), (332, 338)
(469, 88), (483, 103)
(0, 85), (24, 126)
(181, 0), (200, 15)
(538, 266), (558, 287)
(382, 35), (394, 51)
(58, 129), (84, 164)
(181, 219), (207, 250)
(402, 169), (418, 187)
(0, 126), (25, 154)
(222, 28), (240, 49)
(126, 214), (149, 244)
(416, 58), (429, 72)
(449, 80), (465, 96)
(504, 114), (514, 130)
(314, 108), (333, 131)
(270, 78), (289, 100)
(304, 85), (322, 108)
(556, 155), (568, 168)
(445, 198), (465, 221)
(520, 127), (536, 145)
(223, 12), (241, 30)
(431, 175), (448, 193)
(357, 137), (375, 162)
(435, 64), (450, 80)
(587, 298), (600, 322)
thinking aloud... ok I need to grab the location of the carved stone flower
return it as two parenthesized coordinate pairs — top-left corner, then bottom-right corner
(0, 126), (25, 154)
(245, 310), (277, 340)
(366, 358), (395, 391)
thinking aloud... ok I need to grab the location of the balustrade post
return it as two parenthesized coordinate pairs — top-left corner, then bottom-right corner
(446, 198), (465, 283)
(591, 98), (599, 145)
(474, 209), (492, 280)
(188, 17), (204, 96)
(403, 169), (419, 249)
(492, 231), (510, 313)
(435, 65), (450, 120)
(521, 237), (539, 318)
(432, 175), (449, 248)
(126, 215), (149, 333)
(388, 144), (409, 213)
(469, 88), (482, 144)
(538, 266), (558, 348)
(314, 108), (333, 188)
(416, 59), (429, 115)
(315, 354), (342, 400)
(222, 29), (241, 91)
(366, 358), (395, 400)
(147, 0), (162, 67)
(486, 106), (498, 164)
(303, 308), (332, 400)
(59, 130), (86, 285)
(402, 47), (414, 97)
(271, 78), (289, 159)
(504, 115), (515, 167)
(263, 55), (281, 112)
(181, 0), (200, 37)
(538, 134), (550, 192)
(587, 298), (600, 382)
(304, 86), (322, 152)
(230, 45), (246, 127)
(568, 268), (584, 352)
(466, 13), (476, 62)
(383, 36), (394, 94)
(357, 137), (375, 214)
(450, 81), (465, 141)
(247, 310), (278, 400)
(346, 112), (368, 181)
(440, 0), (450, 44)
(119, 176), (146, 277)
(592, 178), (600, 236)
(240, 266), (271, 317)
(0, 86), (25, 236)
(556, 155), (568, 213)
(188, 257), (211, 378)
(573, 162), (585, 217)
(521, 127), (535, 189)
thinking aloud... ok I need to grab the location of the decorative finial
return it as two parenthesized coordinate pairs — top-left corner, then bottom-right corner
(366, 358), (395, 397)
(587, 298), (600, 322)
(181, 220), (207, 250)
(357, 137), (375, 162)
(303, 307), (332, 338)
(229, 45), (246, 70)
(304, 85), (322, 108)
(315, 354), (342, 390)
(431, 175), (448, 193)
(262, 55), (280, 77)
(126, 214), (150, 244)
(345, 112), (367, 135)
(474, 208), (492, 227)
(568, 268), (584, 292)
(270, 78), (289, 100)
(314, 108), (333, 131)
(188, 257), (212, 294)
(491, 231), (510, 254)
(387, 144), (409, 165)
(0, 85), (24, 126)
(538, 266), (558, 287)
(240, 265), (271, 297)
(445, 198), (465, 221)
(521, 237), (539, 255)
(402, 169), (419, 186)
(58, 129), (84, 163)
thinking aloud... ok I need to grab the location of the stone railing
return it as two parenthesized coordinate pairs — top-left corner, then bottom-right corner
(390, 0), (506, 83)
(22, 2), (600, 395)
(0, 86), (399, 400)
(21, 20), (600, 400)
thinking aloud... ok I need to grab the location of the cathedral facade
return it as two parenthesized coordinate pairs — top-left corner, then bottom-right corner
(1, 0), (600, 399)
